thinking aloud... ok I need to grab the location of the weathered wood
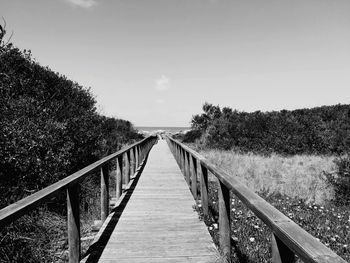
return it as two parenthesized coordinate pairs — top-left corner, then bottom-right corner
(125, 151), (130, 184)
(272, 233), (295, 263)
(184, 151), (190, 185)
(93, 140), (217, 263)
(67, 185), (80, 263)
(190, 155), (198, 200)
(135, 146), (139, 169)
(0, 136), (155, 227)
(130, 148), (135, 177)
(199, 161), (209, 217)
(180, 148), (185, 173)
(116, 156), (123, 200)
(101, 166), (109, 222)
(218, 180), (231, 260)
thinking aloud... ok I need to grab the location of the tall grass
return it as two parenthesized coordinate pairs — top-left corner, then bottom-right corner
(200, 150), (336, 204)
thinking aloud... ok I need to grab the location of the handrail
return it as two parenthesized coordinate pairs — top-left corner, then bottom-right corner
(166, 136), (347, 263)
(0, 135), (158, 263)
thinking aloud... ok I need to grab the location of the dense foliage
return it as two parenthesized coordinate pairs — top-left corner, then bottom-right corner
(190, 102), (350, 155)
(0, 34), (142, 209)
(186, 102), (350, 205)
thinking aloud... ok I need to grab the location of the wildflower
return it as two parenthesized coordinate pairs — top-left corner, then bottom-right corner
(232, 236), (238, 242)
(249, 237), (255, 242)
(213, 223), (218, 229)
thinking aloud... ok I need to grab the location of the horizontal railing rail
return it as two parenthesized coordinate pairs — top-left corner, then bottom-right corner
(166, 136), (346, 263)
(0, 135), (158, 263)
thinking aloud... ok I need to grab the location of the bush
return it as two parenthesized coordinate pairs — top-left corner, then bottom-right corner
(182, 129), (202, 143)
(0, 38), (141, 208)
(190, 102), (350, 155)
(325, 154), (350, 206)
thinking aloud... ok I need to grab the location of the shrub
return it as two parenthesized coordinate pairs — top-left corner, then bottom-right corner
(325, 154), (350, 206)
(190, 102), (350, 155)
(182, 129), (202, 143)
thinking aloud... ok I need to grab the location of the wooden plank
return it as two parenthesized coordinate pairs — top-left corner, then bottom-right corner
(67, 185), (80, 263)
(93, 139), (217, 263)
(100, 166), (109, 222)
(218, 180), (231, 260)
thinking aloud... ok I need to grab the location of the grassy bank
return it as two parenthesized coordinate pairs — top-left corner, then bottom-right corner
(200, 149), (336, 205)
(190, 148), (349, 262)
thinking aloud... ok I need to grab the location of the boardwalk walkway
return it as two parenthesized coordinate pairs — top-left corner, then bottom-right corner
(91, 139), (218, 263)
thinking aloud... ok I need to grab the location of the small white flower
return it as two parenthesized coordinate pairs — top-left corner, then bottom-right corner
(249, 237), (255, 242)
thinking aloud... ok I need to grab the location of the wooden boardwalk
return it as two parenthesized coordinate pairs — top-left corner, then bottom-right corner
(91, 139), (218, 263)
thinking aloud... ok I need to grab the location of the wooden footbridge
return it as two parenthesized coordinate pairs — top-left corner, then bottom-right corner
(0, 136), (347, 263)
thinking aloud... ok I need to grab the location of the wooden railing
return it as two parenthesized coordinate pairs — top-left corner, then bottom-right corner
(0, 135), (157, 263)
(166, 136), (347, 263)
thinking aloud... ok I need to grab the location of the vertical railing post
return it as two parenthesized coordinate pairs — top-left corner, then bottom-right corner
(116, 156), (123, 200)
(198, 161), (209, 217)
(190, 155), (198, 201)
(184, 151), (190, 185)
(135, 146), (139, 169)
(67, 184), (80, 263)
(125, 151), (130, 185)
(178, 147), (182, 172)
(218, 180), (231, 260)
(130, 148), (135, 178)
(140, 144), (144, 162)
(181, 148), (185, 174)
(101, 166), (109, 222)
(272, 234), (295, 263)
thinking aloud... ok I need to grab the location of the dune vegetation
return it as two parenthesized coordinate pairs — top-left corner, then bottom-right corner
(0, 27), (142, 262)
(176, 102), (350, 262)
(201, 149), (335, 204)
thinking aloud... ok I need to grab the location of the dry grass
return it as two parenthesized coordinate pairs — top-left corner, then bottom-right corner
(200, 149), (336, 205)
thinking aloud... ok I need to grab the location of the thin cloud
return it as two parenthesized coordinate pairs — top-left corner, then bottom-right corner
(155, 99), (165, 104)
(63, 0), (97, 8)
(155, 75), (170, 91)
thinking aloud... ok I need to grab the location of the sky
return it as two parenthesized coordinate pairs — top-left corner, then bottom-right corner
(2, 0), (350, 127)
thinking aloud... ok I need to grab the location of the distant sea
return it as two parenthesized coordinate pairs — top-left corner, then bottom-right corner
(136, 126), (190, 134)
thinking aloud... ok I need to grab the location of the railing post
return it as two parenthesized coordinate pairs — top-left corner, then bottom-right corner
(181, 148), (185, 174)
(135, 146), (139, 169)
(125, 151), (130, 184)
(198, 161), (209, 217)
(67, 184), (80, 263)
(272, 233), (296, 263)
(185, 151), (190, 185)
(130, 148), (135, 178)
(101, 166), (109, 222)
(190, 155), (198, 201)
(116, 156), (123, 200)
(218, 180), (231, 260)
